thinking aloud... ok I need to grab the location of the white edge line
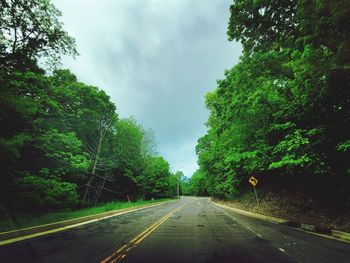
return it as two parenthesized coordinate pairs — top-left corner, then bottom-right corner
(210, 201), (263, 238)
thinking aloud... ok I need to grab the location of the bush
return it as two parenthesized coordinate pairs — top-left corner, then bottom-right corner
(17, 175), (79, 211)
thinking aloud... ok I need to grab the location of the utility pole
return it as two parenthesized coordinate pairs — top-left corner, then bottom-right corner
(177, 174), (179, 199)
(177, 168), (184, 199)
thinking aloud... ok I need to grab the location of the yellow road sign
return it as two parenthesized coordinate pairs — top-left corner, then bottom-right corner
(249, 176), (258, 187)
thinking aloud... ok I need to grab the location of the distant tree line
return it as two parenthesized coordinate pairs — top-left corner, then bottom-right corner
(192, 0), (350, 205)
(0, 0), (178, 213)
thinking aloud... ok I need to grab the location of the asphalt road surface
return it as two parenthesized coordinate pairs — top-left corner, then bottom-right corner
(1, 197), (350, 263)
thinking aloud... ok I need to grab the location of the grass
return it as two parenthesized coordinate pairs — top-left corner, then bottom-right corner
(0, 198), (173, 233)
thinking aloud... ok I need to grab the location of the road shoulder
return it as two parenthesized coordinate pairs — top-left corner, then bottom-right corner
(209, 199), (350, 244)
(0, 201), (172, 245)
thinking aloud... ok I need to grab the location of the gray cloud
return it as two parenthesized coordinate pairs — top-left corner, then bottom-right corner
(53, 0), (242, 176)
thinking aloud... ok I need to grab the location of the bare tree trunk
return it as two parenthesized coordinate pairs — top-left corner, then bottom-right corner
(96, 176), (106, 200)
(82, 129), (103, 204)
(81, 113), (113, 204)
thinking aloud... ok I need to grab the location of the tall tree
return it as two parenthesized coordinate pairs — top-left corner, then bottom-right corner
(0, 0), (77, 71)
(196, 0), (350, 202)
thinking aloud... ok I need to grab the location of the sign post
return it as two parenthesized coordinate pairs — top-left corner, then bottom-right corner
(248, 176), (259, 206)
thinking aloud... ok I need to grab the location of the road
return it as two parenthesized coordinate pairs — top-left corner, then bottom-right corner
(0, 197), (350, 263)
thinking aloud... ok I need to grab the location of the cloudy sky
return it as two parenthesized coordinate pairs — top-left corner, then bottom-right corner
(52, 0), (242, 177)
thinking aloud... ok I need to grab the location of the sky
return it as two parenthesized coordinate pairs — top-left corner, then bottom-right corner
(52, 0), (242, 177)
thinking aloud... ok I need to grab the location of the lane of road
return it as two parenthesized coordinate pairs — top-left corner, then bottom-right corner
(0, 197), (349, 263)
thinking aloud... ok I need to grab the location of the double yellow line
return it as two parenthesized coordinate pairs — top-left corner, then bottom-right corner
(100, 203), (188, 263)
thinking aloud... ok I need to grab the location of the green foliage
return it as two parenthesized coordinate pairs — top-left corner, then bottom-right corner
(0, 65), (175, 210)
(143, 156), (172, 198)
(195, 0), (350, 199)
(0, 134), (31, 160)
(187, 170), (208, 196)
(17, 174), (79, 210)
(336, 140), (350, 152)
(0, 1), (175, 214)
(268, 129), (326, 173)
(0, 0), (77, 70)
(35, 129), (89, 174)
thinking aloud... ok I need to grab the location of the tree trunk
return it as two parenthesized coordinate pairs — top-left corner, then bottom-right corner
(96, 176), (106, 200)
(82, 129), (103, 204)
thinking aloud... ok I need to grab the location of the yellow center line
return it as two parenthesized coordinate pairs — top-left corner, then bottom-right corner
(116, 245), (128, 254)
(100, 202), (190, 263)
(133, 213), (171, 245)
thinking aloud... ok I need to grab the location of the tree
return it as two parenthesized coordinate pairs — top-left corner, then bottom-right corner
(0, 0), (77, 71)
(228, 0), (297, 53)
(0, 0), (176, 216)
(187, 170), (208, 196)
(196, 0), (350, 202)
(49, 70), (118, 204)
(109, 118), (144, 200)
(81, 111), (116, 203)
(143, 156), (172, 199)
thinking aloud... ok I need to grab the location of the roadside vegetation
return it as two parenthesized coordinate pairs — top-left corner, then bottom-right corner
(191, 0), (350, 219)
(0, 199), (172, 232)
(1, 0), (349, 232)
(0, 0), (180, 226)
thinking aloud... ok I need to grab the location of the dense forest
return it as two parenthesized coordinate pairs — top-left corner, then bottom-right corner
(192, 0), (350, 207)
(1, 0), (350, 215)
(0, 0), (179, 213)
